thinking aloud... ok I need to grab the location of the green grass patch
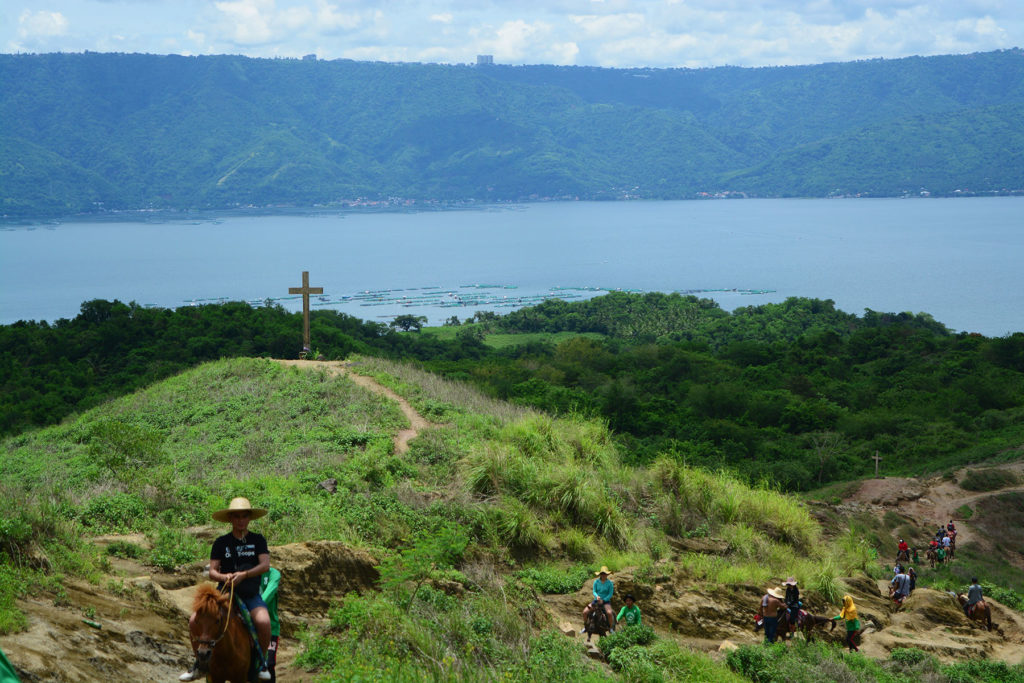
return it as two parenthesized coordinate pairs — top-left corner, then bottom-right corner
(956, 504), (974, 520)
(517, 564), (591, 594)
(959, 468), (1020, 492)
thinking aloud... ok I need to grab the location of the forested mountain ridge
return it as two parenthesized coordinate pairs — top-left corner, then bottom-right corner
(1, 49), (1023, 217)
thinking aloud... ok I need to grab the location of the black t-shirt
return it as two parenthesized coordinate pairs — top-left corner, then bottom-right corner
(211, 532), (269, 598)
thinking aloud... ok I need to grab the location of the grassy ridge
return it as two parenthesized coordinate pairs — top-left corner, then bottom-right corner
(1, 356), (1018, 681)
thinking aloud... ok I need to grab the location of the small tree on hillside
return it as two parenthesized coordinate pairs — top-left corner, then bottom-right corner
(390, 315), (427, 332)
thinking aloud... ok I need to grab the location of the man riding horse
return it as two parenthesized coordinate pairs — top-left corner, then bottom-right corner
(964, 577), (984, 619)
(889, 569), (911, 609)
(181, 498), (273, 682)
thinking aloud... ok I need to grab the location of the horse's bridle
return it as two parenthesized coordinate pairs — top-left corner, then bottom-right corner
(196, 580), (236, 649)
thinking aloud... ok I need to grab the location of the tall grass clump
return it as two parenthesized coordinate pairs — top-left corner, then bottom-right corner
(459, 411), (632, 551)
(652, 458), (820, 551)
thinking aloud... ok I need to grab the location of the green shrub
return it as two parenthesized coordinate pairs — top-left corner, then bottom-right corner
(960, 468), (1020, 492)
(106, 540), (144, 559)
(942, 659), (1024, 683)
(608, 645), (663, 680)
(147, 528), (203, 571)
(983, 582), (1024, 612)
(517, 565), (590, 594)
(523, 630), (609, 683)
(726, 644), (775, 682)
(889, 647), (935, 666)
(597, 623), (656, 658)
(80, 492), (151, 533)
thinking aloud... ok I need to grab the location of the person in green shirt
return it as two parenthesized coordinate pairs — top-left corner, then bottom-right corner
(0, 646), (21, 683)
(616, 594), (641, 628)
(260, 567), (282, 682)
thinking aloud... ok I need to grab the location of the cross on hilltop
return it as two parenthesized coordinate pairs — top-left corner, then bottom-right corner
(288, 271), (323, 356)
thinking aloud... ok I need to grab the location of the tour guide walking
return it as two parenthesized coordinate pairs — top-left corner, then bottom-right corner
(181, 497), (272, 682)
(757, 587), (786, 643)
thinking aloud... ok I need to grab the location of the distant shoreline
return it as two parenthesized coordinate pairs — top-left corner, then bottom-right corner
(3, 193), (1022, 227)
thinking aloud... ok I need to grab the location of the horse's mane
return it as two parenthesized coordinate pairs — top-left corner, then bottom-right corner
(192, 584), (228, 614)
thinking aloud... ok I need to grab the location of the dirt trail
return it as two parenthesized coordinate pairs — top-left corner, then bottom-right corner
(275, 359), (436, 454)
(847, 460), (1024, 561)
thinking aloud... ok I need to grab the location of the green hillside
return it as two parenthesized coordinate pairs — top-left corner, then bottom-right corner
(2, 357), (1023, 682)
(1, 50), (1023, 217)
(0, 357), (836, 679)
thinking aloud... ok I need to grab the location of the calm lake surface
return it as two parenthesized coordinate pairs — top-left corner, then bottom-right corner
(1, 198), (1022, 336)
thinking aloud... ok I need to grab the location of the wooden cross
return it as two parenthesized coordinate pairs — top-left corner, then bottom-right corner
(872, 451), (883, 478)
(288, 271), (323, 354)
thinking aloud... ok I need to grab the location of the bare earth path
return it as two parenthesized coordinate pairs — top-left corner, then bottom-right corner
(847, 460), (1024, 561)
(275, 359), (435, 454)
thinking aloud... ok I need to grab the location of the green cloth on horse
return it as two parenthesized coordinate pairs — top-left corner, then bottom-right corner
(260, 567), (282, 638)
(0, 647), (21, 683)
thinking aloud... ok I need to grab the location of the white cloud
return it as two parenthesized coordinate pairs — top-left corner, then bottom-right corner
(18, 10), (69, 38)
(317, 0), (362, 32)
(215, 0), (276, 45)
(430, 13), (453, 24)
(569, 13), (645, 39)
(491, 19), (548, 60)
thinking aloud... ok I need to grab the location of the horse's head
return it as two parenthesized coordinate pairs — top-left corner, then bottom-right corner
(191, 584), (231, 668)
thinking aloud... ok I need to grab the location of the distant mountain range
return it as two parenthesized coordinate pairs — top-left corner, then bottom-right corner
(1, 50), (1023, 217)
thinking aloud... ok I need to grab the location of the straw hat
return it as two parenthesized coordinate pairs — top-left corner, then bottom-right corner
(595, 566), (612, 576)
(212, 497), (268, 523)
(767, 587), (786, 600)
(783, 577), (798, 586)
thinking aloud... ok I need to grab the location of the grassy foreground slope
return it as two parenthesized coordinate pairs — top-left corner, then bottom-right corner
(1, 357), (1023, 682)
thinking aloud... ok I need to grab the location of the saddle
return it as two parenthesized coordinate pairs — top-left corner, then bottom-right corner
(967, 600), (985, 617)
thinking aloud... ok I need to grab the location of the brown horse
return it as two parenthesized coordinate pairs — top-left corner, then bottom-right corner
(190, 584), (253, 683)
(888, 585), (909, 612)
(957, 595), (995, 632)
(778, 609), (837, 642)
(926, 548), (938, 569)
(583, 602), (611, 644)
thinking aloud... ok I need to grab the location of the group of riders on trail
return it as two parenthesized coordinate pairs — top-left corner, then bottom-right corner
(751, 517), (986, 652)
(580, 567), (642, 642)
(181, 500), (992, 679)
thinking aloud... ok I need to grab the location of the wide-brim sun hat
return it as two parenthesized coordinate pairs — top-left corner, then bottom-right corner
(595, 565), (612, 576)
(212, 497), (268, 523)
(783, 577), (797, 586)
(768, 587), (786, 600)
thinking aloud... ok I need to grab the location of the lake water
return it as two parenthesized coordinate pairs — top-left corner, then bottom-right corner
(1, 198), (1022, 336)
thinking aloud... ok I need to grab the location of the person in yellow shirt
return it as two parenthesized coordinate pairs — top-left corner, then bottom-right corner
(832, 595), (862, 652)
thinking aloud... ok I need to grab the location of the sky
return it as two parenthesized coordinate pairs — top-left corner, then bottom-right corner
(2, 0), (1023, 69)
